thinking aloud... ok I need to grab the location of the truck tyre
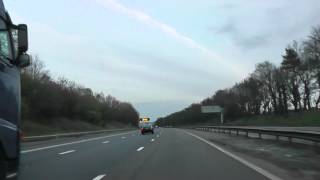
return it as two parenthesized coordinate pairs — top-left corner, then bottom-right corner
(0, 151), (6, 180)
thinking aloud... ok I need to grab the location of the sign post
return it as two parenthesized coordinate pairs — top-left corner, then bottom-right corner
(201, 106), (224, 124)
(220, 111), (224, 124)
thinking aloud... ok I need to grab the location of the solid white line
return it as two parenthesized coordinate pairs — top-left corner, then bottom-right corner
(59, 150), (75, 155)
(137, 147), (144, 151)
(21, 131), (134, 154)
(151, 139), (155, 142)
(102, 141), (109, 144)
(185, 131), (283, 180)
(93, 174), (106, 180)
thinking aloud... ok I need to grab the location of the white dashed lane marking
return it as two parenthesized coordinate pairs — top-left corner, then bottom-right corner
(6, 172), (17, 179)
(59, 150), (75, 155)
(93, 174), (106, 180)
(102, 141), (109, 144)
(137, 147), (144, 152)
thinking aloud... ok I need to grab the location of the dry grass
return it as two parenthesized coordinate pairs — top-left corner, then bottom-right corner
(22, 118), (134, 136)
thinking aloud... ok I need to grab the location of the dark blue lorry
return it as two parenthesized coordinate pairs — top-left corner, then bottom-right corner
(0, 0), (30, 179)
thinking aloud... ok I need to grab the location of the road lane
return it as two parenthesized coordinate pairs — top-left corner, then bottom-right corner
(19, 128), (277, 180)
(108, 128), (271, 180)
(19, 130), (157, 180)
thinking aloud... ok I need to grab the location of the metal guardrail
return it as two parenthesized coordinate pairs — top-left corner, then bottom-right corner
(23, 128), (136, 142)
(191, 126), (320, 146)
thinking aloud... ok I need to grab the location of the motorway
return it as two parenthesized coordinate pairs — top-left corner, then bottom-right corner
(19, 128), (281, 180)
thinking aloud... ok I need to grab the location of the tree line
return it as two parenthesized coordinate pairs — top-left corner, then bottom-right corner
(21, 56), (139, 127)
(157, 26), (320, 126)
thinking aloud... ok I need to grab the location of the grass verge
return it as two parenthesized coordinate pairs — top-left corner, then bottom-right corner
(22, 118), (134, 136)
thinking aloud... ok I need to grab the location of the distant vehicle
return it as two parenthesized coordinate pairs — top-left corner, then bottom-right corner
(0, 0), (30, 179)
(139, 117), (150, 123)
(140, 122), (154, 135)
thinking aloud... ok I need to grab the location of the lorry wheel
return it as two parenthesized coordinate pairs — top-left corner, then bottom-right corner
(0, 152), (6, 180)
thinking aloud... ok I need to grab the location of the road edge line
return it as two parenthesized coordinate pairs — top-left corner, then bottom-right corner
(184, 131), (283, 180)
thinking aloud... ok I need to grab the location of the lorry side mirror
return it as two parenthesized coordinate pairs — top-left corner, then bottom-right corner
(17, 24), (28, 53)
(17, 54), (30, 68)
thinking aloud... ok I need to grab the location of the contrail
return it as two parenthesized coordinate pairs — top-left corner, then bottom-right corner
(95, 0), (246, 77)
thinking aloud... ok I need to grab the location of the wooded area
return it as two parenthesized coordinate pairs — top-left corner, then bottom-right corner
(157, 26), (320, 126)
(21, 57), (139, 128)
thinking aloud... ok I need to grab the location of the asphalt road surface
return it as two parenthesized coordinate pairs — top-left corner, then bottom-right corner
(19, 128), (281, 180)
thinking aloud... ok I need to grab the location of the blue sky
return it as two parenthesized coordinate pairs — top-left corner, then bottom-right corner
(5, 0), (320, 121)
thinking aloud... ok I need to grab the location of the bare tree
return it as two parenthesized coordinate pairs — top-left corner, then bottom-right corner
(281, 47), (301, 111)
(253, 61), (278, 113)
(304, 26), (320, 108)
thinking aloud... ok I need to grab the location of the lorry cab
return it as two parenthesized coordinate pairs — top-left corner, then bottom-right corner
(0, 0), (30, 179)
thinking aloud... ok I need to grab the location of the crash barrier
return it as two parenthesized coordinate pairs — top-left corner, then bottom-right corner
(191, 126), (320, 146)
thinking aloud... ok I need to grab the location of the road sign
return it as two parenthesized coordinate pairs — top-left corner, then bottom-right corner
(201, 106), (224, 124)
(201, 106), (223, 113)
